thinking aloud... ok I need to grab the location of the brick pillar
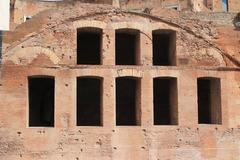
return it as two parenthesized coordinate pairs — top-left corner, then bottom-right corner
(141, 73), (153, 126)
(140, 31), (152, 66)
(220, 76), (229, 127)
(178, 71), (198, 126)
(102, 28), (115, 65)
(102, 74), (115, 127)
(55, 73), (74, 128)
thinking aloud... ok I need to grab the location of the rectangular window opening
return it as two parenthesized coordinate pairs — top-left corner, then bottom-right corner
(28, 77), (55, 127)
(77, 28), (102, 65)
(77, 77), (102, 126)
(153, 30), (176, 66)
(154, 77), (178, 125)
(198, 78), (222, 124)
(116, 77), (141, 126)
(116, 29), (140, 65)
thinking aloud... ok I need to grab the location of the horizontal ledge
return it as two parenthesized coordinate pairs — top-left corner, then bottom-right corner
(1, 64), (239, 71)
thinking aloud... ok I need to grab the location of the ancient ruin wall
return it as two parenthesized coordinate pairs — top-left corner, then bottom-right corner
(0, 3), (240, 160)
(10, 0), (113, 28)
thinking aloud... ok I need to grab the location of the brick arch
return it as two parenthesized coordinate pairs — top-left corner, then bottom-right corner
(115, 76), (142, 79)
(153, 76), (178, 79)
(151, 22), (178, 32)
(28, 75), (55, 79)
(111, 22), (148, 32)
(73, 20), (107, 30)
(197, 73), (222, 79)
(115, 69), (143, 78)
(3, 46), (60, 65)
(152, 28), (177, 34)
(75, 70), (106, 78)
(152, 70), (180, 78)
(197, 76), (221, 79)
(76, 76), (103, 80)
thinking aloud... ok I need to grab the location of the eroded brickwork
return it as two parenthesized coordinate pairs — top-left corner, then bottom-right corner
(0, 2), (240, 160)
(119, 0), (240, 12)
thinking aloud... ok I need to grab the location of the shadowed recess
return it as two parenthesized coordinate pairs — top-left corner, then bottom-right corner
(198, 77), (222, 124)
(153, 29), (176, 66)
(115, 29), (140, 65)
(77, 77), (102, 126)
(28, 76), (55, 127)
(154, 77), (178, 125)
(77, 27), (102, 65)
(116, 77), (141, 125)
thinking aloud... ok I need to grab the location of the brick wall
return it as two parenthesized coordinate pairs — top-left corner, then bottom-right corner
(1, 3), (240, 160)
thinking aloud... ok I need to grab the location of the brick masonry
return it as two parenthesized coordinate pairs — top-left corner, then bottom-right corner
(0, 2), (240, 160)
